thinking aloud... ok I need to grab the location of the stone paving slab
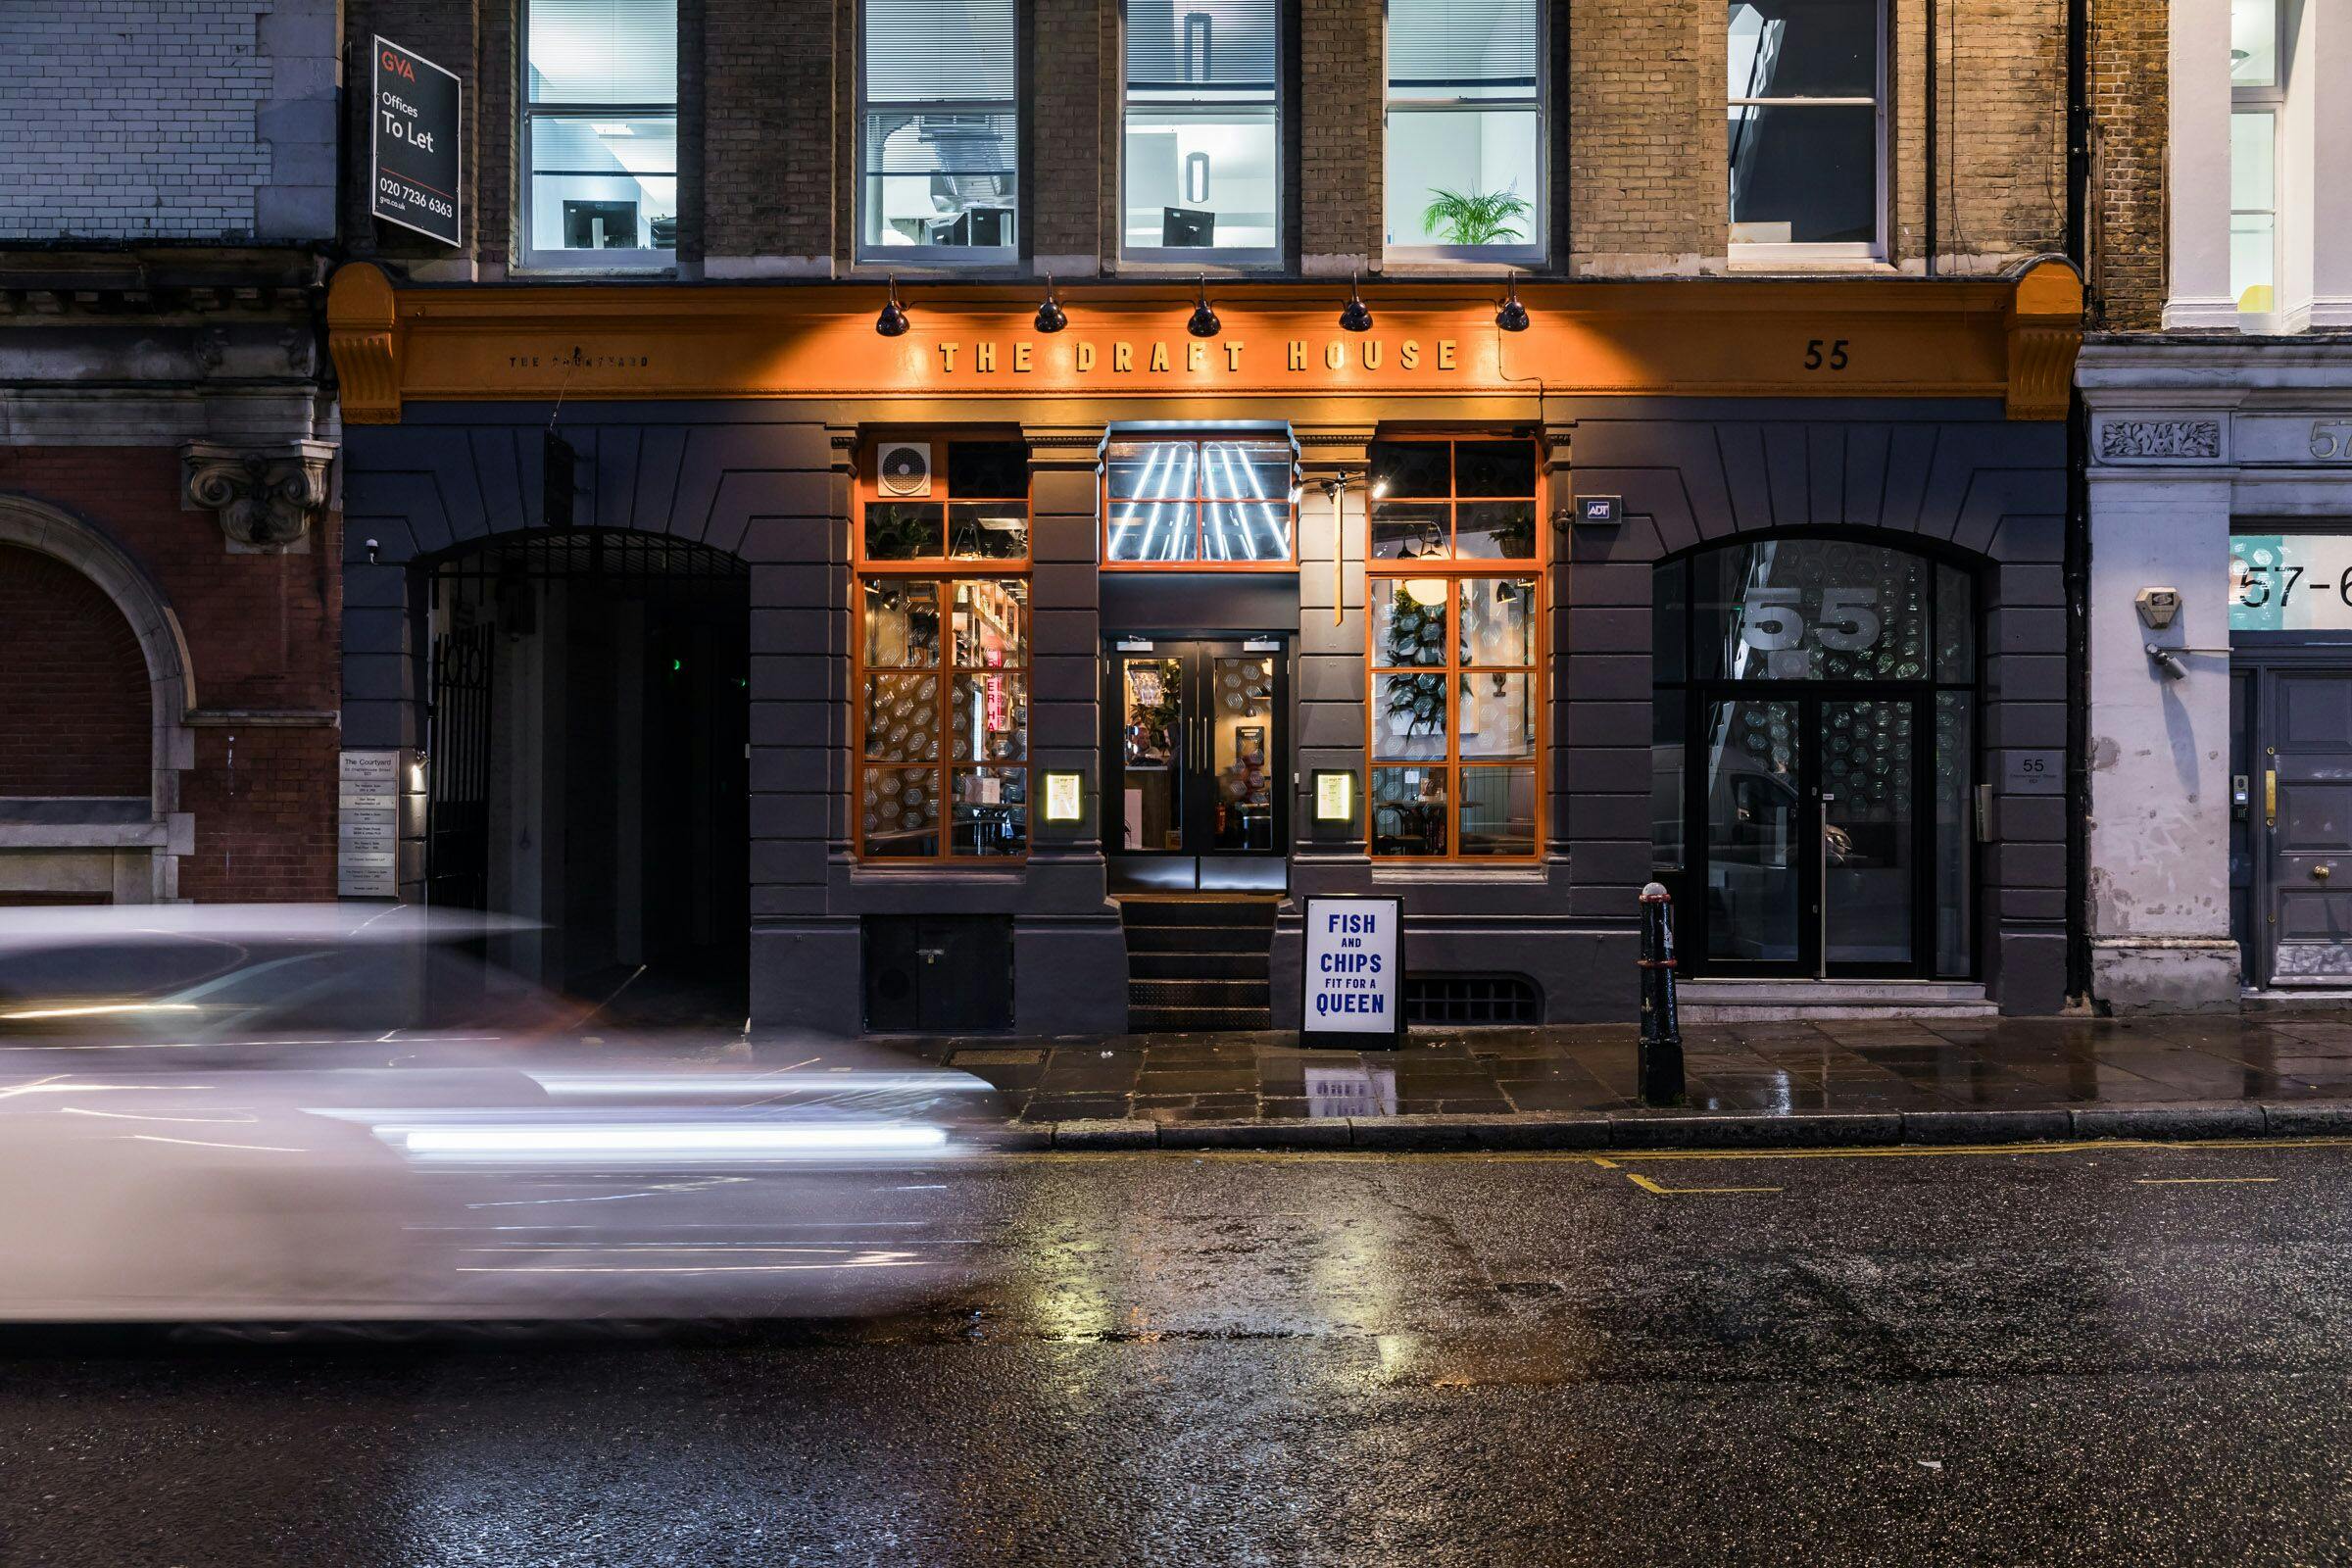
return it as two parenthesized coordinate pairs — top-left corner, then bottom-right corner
(909, 1011), (2352, 1152)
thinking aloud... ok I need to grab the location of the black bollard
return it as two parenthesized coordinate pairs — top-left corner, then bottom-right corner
(1637, 881), (1685, 1106)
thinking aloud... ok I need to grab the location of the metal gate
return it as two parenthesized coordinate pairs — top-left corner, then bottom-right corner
(426, 621), (496, 909)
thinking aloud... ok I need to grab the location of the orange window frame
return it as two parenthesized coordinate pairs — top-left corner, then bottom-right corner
(854, 434), (1033, 862)
(1100, 434), (1299, 571)
(1363, 435), (1547, 862)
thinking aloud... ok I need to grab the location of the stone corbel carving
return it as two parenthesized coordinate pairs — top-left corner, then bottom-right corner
(180, 440), (337, 551)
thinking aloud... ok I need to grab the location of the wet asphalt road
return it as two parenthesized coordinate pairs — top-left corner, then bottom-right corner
(5, 1140), (2352, 1568)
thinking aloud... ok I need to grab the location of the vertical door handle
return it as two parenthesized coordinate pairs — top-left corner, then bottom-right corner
(2267, 769), (2278, 828)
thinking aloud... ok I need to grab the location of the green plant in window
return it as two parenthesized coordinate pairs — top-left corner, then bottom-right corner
(1420, 187), (1532, 247)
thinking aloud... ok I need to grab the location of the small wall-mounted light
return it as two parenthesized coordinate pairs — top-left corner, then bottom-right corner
(1042, 769), (1085, 822)
(1312, 768), (1357, 825)
(1339, 272), (1373, 333)
(1034, 277), (1067, 335)
(1186, 275), (1221, 338)
(364, 537), (380, 565)
(875, 276), (910, 338)
(1495, 278), (1530, 333)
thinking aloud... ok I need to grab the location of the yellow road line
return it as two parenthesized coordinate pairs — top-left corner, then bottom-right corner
(1592, 1156), (1619, 1169)
(1625, 1171), (1782, 1198)
(2133, 1176), (2280, 1186)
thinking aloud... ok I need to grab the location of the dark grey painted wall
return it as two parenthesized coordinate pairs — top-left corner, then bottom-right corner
(341, 396), (2071, 1033)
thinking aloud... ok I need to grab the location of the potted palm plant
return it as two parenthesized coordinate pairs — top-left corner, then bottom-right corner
(1420, 187), (1532, 247)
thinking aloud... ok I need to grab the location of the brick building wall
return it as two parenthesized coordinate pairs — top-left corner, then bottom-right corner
(0, 546), (150, 798)
(345, 0), (486, 270)
(2087, 0), (2168, 328)
(0, 0), (336, 244)
(363, 0), (2072, 278)
(1567, 0), (1721, 272)
(704, 0), (834, 271)
(173, 727), (341, 902)
(0, 449), (340, 901)
(1299, 0), (1382, 275)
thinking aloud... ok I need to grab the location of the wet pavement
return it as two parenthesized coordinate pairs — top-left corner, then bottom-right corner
(926, 1011), (2352, 1124)
(5, 1139), (2352, 1565)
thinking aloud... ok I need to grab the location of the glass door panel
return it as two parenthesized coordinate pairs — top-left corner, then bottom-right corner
(1821, 698), (1916, 969)
(1118, 656), (1186, 853)
(1207, 655), (1277, 852)
(1700, 697), (1802, 965)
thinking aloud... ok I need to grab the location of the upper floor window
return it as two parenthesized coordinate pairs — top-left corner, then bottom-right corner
(860, 0), (1019, 262)
(1384, 0), (1544, 262)
(1726, 0), (1882, 260)
(2230, 0), (2282, 318)
(1104, 436), (1296, 565)
(523, 0), (678, 270)
(1123, 0), (1281, 262)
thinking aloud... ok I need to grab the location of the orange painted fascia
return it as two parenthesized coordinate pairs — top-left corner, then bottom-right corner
(329, 260), (2082, 425)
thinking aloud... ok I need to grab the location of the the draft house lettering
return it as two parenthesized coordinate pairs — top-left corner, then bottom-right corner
(930, 337), (1463, 376)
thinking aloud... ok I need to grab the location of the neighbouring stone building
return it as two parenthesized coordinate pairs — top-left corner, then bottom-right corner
(0, 2), (343, 907)
(324, 0), (2083, 1035)
(2082, 0), (2352, 1011)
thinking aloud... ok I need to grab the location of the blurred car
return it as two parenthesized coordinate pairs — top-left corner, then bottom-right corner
(0, 906), (1005, 1325)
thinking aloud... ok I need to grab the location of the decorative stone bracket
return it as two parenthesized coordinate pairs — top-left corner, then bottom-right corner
(179, 440), (337, 551)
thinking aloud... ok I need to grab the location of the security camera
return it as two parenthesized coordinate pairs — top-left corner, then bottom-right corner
(2145, 642), (2188, 681)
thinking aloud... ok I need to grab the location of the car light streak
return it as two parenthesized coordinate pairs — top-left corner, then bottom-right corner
(457, 1251), (922, 1274)
(523, 1072), (990, 1098)
(129, 1133), (308, 1153)
(2, 1002), (204, 1020)
(393, 1122), (952, 1161)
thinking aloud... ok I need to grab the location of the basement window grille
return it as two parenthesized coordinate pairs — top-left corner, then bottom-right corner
(1403, 973), (1541, 1026)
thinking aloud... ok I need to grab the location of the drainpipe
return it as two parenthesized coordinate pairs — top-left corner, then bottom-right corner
(2063, 0), (2093, 1004)
(1924, 0), (1937, 273)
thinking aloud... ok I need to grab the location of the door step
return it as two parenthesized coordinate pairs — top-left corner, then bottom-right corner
(1676, 979), (1996, 1022)
(1119, 898), (1276, 1032)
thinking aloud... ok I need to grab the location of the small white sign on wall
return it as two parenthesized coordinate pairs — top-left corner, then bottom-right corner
(1300, 896), (1404, 1042)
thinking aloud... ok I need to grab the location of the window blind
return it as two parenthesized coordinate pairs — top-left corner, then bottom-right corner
(865, 0), (1018, 103)
(1125, 0), (1278, 91)
(527, 0), (678, 105)
(1387, 0), (1539, 93)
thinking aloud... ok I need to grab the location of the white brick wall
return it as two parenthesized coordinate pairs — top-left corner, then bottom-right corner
(0, 1), (335, 243)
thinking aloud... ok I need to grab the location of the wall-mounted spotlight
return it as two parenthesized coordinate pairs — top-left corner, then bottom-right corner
(1339, 272), (1373, 333)
(1495, 278), (1530, 333)
(874, 275), (909, 338)
(1186, 275), (1221, 338)
(364, 537), (380, 565)
(1034, 277), (1066, 334)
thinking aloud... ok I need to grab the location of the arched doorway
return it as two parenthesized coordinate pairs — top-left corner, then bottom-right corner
(0, 497), (193, 906)
(423, 529), (749, 1025)
(1652, 533), (1980, 980)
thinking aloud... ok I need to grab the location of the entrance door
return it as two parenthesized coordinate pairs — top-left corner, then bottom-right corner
(1690, 691), (1924, 976)
(1106, 637), (1287, 891)
(2248, 666), (2352, 984)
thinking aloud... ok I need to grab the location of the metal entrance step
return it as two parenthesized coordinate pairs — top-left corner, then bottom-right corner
(1119, 898), (1276, 1031)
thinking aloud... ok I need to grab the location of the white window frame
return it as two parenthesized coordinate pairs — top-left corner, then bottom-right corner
(518, 0), (678, 273)
(1726, 0), (1886, 265)
(2230, 0), (2286, 320)
(855, 0), (1022, 269)
(1118, 1), (1285, 269)
(1381, 0), (1546, 268)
